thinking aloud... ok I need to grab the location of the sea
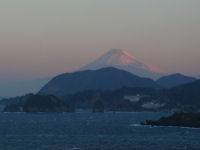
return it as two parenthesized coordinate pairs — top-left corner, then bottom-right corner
(0, 111), (200, 150)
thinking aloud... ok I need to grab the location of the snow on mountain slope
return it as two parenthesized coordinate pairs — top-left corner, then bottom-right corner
(80, 49), (166, 80)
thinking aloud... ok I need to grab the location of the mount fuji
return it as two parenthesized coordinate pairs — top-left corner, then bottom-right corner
(80, 49), (166, 80)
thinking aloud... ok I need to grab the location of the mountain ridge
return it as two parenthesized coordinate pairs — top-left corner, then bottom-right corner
(39, 67), (159, 97)
(156, 73), (196, 88)
(80, 49), (166, 79)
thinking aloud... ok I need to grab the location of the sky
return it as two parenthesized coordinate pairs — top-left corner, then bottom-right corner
(0, 0), (200, 81)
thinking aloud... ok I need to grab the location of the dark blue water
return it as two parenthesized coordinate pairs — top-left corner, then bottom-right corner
(0, 112), (200, 150)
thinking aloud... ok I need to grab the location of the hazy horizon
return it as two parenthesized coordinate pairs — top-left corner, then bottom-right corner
(1, 0), (200, 81)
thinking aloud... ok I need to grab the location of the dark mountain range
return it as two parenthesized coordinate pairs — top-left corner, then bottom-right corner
(156, 73), (196, 88)
(2, 94), (75, 113)
(0, 94), (34, 106)
(164, 80), (200, 107)
(23, 95), (74, 112)
(65, 80), (200, 112)
(39, 67), (159, 97)
(64, 87), (159, 111)
(2, 80), (200, 112)
(68, 80), (200, 112)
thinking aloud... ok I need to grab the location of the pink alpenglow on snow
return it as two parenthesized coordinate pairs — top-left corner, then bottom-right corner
(80, 49), (167, 80)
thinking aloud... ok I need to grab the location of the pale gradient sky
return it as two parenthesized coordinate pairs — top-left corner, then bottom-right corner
(0, 0), (200, 81)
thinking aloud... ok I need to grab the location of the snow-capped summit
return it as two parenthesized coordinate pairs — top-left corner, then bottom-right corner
(99, 49), (138, 66)
(80, 49), (166, 79)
